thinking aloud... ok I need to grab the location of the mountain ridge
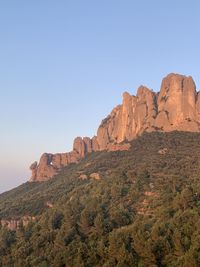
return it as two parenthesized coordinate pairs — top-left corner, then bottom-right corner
(30, 73), (200, 182)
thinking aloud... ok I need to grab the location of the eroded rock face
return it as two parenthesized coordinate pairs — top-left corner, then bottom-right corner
(0, 216), (36, 230)
(155, 74), (197, 131)
(97, 73), (200, 145)
(30, 153), (57, 182)
(96, 87), (157, 147)
(30, 73), (200, 182)
(30, 137), (97, 182)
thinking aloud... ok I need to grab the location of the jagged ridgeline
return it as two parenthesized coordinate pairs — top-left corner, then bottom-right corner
(30, 73), (200, 182)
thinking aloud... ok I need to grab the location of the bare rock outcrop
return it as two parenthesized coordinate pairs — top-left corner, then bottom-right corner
(30, 153), (57, 182)
(90, 173), (101, 180)
(96, 73), (200, 146)
(30, 137), (97, 182)
(155, 74), (198, 131)
(96, 87), (157, 148)
(30, 73), (200, 182)
(1, 216), (36, 230)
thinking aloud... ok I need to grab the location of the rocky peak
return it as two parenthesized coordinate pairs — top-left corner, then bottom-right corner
(30, 73), (200, 182)
(155, 73), (197, 130)
(122, 91), (132, 103)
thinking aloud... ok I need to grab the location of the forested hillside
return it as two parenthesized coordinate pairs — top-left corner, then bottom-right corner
(1, 132), (200, 266)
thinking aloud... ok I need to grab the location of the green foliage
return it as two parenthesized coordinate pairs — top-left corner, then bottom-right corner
(1, 132), (200, 266)
(51, 212), (64, 230)
(0, 228), (16, 250)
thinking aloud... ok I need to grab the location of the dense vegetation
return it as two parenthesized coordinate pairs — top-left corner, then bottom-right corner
(1, 132), (200, 266)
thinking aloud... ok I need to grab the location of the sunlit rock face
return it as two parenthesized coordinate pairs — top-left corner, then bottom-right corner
(97, 86), (157, 148)
(155, 73), (198, 131)
(30, 73), (200, 182)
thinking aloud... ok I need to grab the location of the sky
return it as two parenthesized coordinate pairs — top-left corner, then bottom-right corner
(0, 0), (200, 193)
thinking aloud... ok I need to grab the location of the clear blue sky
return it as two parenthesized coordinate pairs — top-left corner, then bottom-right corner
(0, 0), (200, 193)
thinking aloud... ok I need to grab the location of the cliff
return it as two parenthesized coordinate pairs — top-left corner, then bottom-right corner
(30, 73), (200, 181)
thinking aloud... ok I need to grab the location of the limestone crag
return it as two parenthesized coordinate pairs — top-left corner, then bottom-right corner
(30, 137), (96, 181)
(155, 74), (198, 131)
(97, 73), (200, 146)
(96, 86), (157, 148)
(30, 73), (200, 182)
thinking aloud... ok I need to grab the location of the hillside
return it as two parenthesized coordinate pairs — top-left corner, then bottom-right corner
(1, 131), (200, 266)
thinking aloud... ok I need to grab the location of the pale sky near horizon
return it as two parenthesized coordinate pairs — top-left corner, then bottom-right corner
(0, 0), (200, 193)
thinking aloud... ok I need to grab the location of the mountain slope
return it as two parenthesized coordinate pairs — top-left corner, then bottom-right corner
(1, 132), (200, 266)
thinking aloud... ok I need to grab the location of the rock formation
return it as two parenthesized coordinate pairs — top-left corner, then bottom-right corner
(30, 138), (93, 181)
(30, 73), (200, 182)
(0, 216), (36, 230)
